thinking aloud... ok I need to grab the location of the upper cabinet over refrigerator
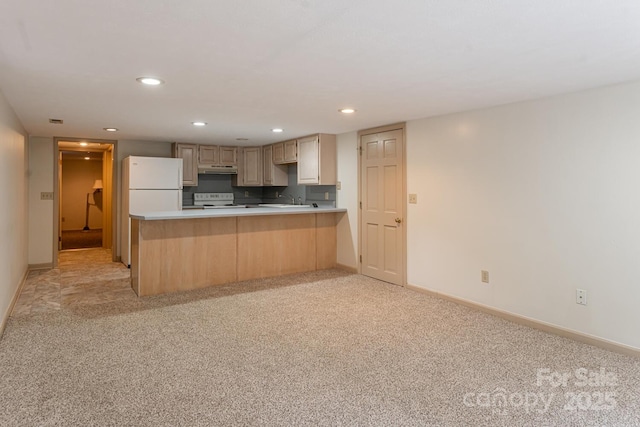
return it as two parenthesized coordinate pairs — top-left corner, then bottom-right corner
(128, 156), (183, 190)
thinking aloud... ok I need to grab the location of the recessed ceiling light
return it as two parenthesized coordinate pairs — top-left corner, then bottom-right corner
(272, 128), (284, 133)
(84, 157), (90, 160)
(339, 108), (356, 114)
(192, 122), (207, 126)
(79, 142), (88, 146)
(103, 127), (118, 132)
(236, 138), (249, 141)
(136, 77), (164, 86)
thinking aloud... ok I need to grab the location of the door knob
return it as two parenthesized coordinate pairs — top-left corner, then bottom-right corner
(395, 218), (402, 224)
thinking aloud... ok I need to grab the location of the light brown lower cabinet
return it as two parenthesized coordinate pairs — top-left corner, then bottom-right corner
(131, 213), (338, 296)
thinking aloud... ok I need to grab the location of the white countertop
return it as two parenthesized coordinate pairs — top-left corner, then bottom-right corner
(131, 206), (346, 220)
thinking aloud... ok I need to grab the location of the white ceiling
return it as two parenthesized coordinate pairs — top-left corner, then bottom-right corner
(1, 0), (639, 146)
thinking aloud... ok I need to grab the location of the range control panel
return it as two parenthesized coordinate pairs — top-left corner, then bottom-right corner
(193, 192), (234, 206)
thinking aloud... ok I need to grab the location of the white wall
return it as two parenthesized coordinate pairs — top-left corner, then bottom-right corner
(28, 137), (54, 265)
(406, 80), (640, 349)
(336, 131), (358, 268)
(0, 89), (28, 324)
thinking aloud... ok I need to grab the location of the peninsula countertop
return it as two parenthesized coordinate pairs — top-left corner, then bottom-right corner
(130, 206), (342, 296)
(130, 206), (347, 221)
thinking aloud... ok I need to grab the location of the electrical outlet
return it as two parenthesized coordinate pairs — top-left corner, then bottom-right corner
(336, 181), (341, 190)
(576, 289), (587, 305)
(275, 191), (279, 198)
(324, 192), (329, 200)
(409, 194), (417, 204)
(481, 270), (489, 283)
(40, 192), (54, 200)
(244, 191), (249, 197)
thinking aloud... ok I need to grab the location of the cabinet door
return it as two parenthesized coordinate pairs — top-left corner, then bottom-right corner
(283, 139), (297, 163)
(297, 134), (336, 185)
(272, 142), (285, 164)
(232, 148), (245, 186)
(243, 147), (263, 186)
(263, 145), (273, 185)
(263, 145), (288, 186)
(198, 145), (219, 165)
(219, 146), (237, 166)
(297, 135), (320, 184)
(172, 143), (198, 186)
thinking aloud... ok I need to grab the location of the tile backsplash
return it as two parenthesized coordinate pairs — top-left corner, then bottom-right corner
(182, 164), (336, 206)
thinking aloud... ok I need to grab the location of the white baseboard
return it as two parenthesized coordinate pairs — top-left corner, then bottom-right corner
(405, 283), (640, 359)
(0, 268), (29, 338)
(28, 263), (53, 270)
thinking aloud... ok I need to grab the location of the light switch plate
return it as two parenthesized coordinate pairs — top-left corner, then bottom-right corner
(481, 270), (489, 283)
(41, 192), (54, 200)
(409, 194), (417, 204)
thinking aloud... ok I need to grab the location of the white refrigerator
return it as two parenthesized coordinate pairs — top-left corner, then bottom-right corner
(121, 156), (183, 267)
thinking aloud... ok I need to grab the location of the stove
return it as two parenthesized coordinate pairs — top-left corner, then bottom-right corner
(193, 192), (246, 209)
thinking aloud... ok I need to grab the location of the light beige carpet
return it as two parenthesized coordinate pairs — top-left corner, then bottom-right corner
(1, 269), (639, 426)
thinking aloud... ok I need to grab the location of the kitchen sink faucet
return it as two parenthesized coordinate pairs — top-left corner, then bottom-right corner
(278, 193), (295, 204)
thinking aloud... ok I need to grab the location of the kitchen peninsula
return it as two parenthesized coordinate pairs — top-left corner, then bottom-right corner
(129, 207), (346, 296)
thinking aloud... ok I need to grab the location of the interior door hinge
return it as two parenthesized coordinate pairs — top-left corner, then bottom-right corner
(359, 201), (362, 209)
(359, 255), (362, 263)
(358, 146), (363, 155)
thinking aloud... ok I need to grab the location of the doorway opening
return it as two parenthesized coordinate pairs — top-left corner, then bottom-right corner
(55, 139), (116, 264)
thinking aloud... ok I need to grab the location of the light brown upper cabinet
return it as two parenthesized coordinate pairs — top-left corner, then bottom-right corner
(233, 146), (263, 187)
(263, 144), (288, 186)
(297, 134), (336, 185)
(273, 139), (297, 164)
(273, 142), (285, 164)
(219, 146), (238, 166)
(198, 145), (237, 166)
(284, 139), (297, 163)
(198, 145), (219, 165)
(172, 142), (198, 186)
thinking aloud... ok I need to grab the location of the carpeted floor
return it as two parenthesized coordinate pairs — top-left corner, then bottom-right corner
(1, 253), (640, 426)
(61, 229), (102, 250)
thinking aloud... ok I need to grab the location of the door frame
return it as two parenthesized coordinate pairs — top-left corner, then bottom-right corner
(357, 122), (407, 285)
(53, 137), (118, 266)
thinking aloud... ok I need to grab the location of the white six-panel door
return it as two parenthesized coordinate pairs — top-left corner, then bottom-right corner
(360, 128), (405, 285)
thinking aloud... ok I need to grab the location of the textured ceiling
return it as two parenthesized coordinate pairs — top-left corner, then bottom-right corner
(1, 0), (639, 145)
